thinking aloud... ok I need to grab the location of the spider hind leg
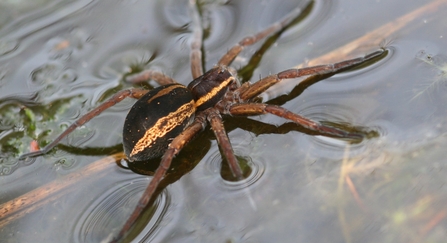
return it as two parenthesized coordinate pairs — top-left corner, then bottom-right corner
(19, 88), (149, 160)
(227, 103), (365, 139)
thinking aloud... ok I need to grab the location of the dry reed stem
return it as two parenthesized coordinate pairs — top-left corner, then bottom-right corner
(294, 0), (446, 67)
(0, 153), (125, 228)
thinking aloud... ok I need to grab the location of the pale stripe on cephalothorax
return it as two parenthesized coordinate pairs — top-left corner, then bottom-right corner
(195, 76), (234, 108)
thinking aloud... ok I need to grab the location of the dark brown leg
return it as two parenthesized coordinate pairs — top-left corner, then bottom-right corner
(218, 0), (311, 66)
(239, 49), (385, 100)
(125, 70), (177, 85)
(19, 89), (149, 159)
(207, 109), (243, 179)
(126, 0), (204, 83)
(189, 0), (204, 79)
(110, 113), (206, 243)
(227, 103), (363, 139)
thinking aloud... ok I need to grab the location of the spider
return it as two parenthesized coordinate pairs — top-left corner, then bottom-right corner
(20, 0), (385, 242)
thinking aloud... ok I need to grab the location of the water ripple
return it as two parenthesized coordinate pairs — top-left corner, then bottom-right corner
(203, 146), (265, 192)
(288, 99), (384, 158)
(0, 0), (94, 41)
(0, 39), (19, 56)
(73, 178), (169, 243)
(93, 48), (156, 80)
(29, 62), (78, 100)
(45, 28), (93, 61)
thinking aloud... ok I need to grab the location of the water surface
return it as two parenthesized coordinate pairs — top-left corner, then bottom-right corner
(1, 0), (447, 242)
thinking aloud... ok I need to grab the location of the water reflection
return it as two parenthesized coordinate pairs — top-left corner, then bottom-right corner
(73, 177), (170, 243)
(204, 146), (265, 191)
(0, 39), (19, 56)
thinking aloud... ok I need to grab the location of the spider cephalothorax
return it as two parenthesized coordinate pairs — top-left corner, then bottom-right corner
(20, 0), (386, 242)
(188, 66), (237, 111)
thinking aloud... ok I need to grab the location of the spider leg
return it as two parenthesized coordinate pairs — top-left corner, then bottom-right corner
(240, 49), (385, 100)
(207, 109), (244, 179)
(189, 0), (204, 79)
(126, 0), (205, 83)
(111, 113), (206, 243)
(19, 89), (149, 159)
(218, 0), (311, 66)
(228, 103), (363, 139)
(125, 70), (177, 85)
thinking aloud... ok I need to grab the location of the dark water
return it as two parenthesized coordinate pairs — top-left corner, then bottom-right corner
(1, 0), (447, 242)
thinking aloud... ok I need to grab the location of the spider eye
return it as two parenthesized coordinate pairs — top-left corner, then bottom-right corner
(123, 84), (196, 162)
(187, 66), (235, 111)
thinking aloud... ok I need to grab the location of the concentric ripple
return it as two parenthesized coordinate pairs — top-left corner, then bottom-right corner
(73, 177), (170, 243)
(93, 48), (156, 80)
(203, 148), (265, 191)
(295, 100), (387, 158)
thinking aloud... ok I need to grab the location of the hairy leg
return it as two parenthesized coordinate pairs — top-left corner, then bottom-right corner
(207, 109), (244, 179)
(125, 70), (177, 85)
(218, 0), (311, 66)
(20, 89), (149, 159)
(111, 112), (206, 243)
(189, 0), (204, 79)
(239, 49), (386, 100)
(228, 103), (363, 139)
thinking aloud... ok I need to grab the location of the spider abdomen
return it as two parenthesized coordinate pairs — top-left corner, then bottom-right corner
(187, 66), (235, 111)
(123, 84), (196, 162)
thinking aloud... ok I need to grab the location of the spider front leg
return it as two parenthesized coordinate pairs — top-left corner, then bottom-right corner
(189, 0), (204, 79)
(125, 69), (177, 85)
(126, 0), (205, 83)
(111, 113), (206, 243)
(19, 88), (149, 159)
(218, 0), (312, 66)
(228, 103), (363, 139)
(240, 49), (386, 100)
(207, 109), (244, 179)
